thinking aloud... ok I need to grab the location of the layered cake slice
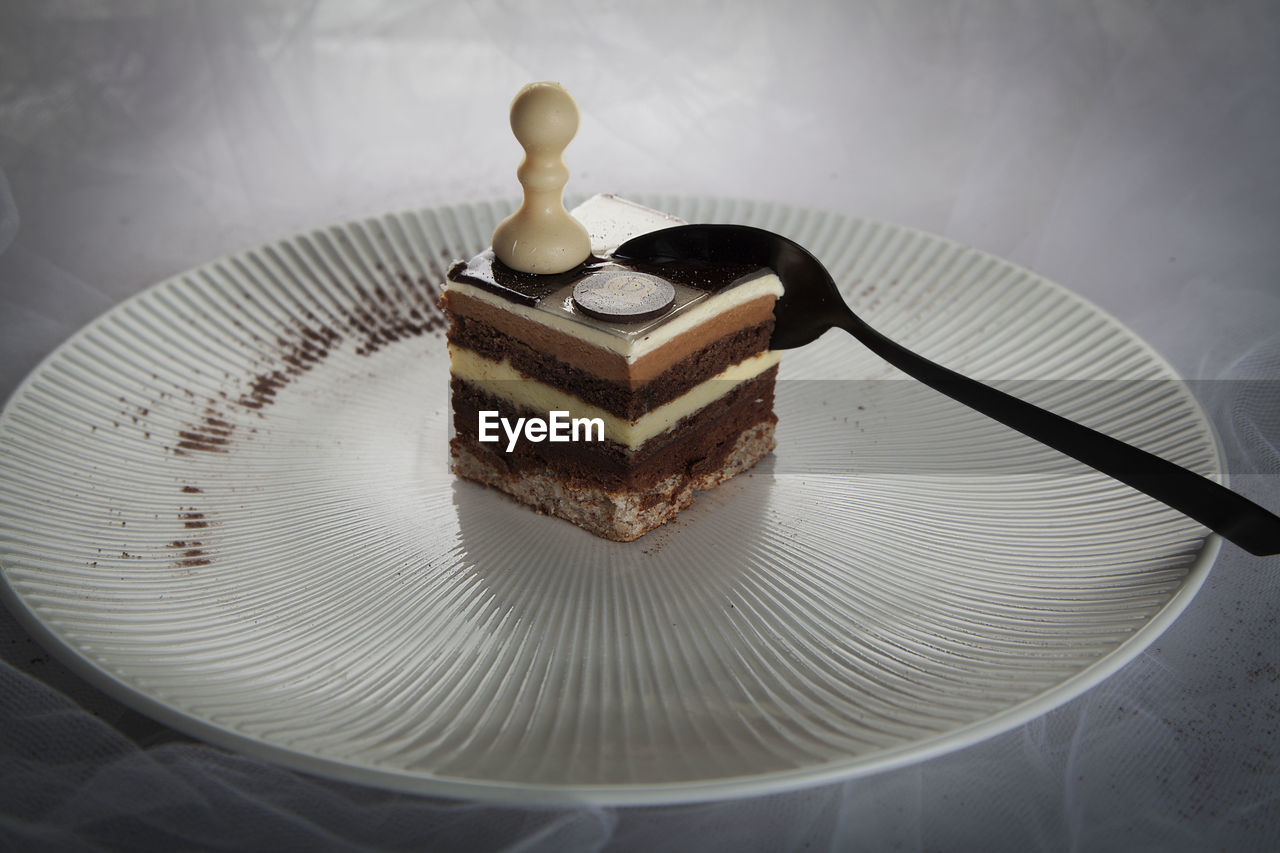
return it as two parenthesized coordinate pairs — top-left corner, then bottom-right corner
(440, 83), (782, 540)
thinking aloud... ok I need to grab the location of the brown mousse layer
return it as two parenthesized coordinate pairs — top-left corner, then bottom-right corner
(440, 289), (776, 387)
(450, 365), (778, 492)
(447, 313), (774, 420)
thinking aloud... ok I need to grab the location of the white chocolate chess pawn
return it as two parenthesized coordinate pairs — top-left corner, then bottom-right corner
(491, 82), (592, 274)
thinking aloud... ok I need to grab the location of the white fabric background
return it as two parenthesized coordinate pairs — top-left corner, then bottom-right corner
(2, 1), (1277, 849)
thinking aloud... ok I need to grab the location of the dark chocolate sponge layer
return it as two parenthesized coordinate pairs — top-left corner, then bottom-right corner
(450, 366), (778, 492)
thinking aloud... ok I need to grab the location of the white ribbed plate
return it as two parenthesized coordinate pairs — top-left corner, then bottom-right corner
(0, 197), (1221, 805)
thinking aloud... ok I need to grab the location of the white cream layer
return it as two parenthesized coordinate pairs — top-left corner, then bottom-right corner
(450, 345), (780, 449)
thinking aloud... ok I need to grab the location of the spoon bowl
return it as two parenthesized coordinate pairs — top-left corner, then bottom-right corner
(615, 223), (1280, 557)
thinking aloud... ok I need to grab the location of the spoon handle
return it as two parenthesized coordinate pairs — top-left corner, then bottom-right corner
(836, 313), (1280, 556)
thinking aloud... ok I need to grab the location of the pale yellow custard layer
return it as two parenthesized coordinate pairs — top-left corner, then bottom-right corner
(449, 345), (781, 449)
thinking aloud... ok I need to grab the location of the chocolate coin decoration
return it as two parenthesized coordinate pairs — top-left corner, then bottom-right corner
(571, 271), (676, 323)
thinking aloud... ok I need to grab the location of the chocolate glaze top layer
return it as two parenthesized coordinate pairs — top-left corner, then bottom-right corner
(447, 248), (770, 343)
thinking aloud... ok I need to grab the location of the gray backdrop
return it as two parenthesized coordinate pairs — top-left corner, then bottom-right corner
(2, 2), (1277, 850)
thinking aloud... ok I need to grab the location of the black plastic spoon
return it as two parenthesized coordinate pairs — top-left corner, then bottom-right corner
(614, 223), (1280, 556)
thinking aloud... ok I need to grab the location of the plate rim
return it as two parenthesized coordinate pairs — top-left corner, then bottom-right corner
(0, 194), (1223, 806)
(0, 536), (1219, 806)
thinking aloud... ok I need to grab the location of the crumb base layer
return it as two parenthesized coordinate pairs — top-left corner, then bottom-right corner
(449, 421), (776, 541)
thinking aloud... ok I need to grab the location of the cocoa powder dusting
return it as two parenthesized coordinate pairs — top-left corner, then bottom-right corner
(162, 248), (451, 574)
(167, 537), (211, 568)
(180, 510), (208, 529)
